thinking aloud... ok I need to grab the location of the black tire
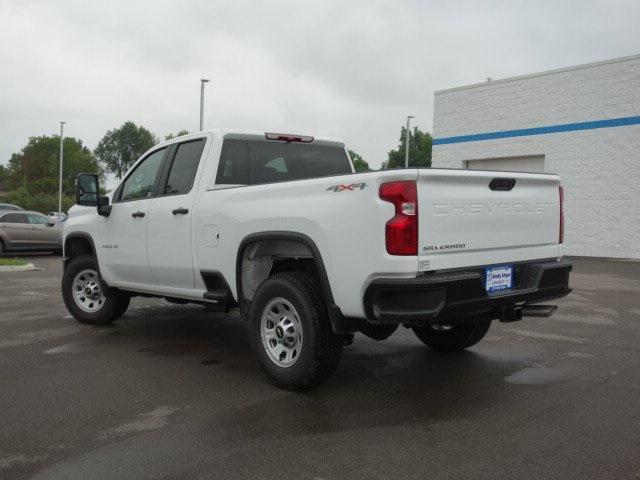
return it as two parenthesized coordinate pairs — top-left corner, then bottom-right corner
(62, 255), (130, 325)
(0, 239), (4, 255)
(248, 272), (343, 390)
(238, 298), (251, 320)
(412, 316), (492, 352)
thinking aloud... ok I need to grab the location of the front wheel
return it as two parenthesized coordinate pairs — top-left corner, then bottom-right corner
(62, 255), (130, 325)
(412, 316), (491, 352)
(248, 272), (343, 390)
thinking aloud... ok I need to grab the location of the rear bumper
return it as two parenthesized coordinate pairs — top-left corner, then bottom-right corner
(363, 259), (572, 324)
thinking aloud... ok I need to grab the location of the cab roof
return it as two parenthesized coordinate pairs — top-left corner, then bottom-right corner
(159, 129), (345, 148)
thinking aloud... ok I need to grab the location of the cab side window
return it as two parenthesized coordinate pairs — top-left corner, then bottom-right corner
(119, 148), (167, 202)
(162, 139), (205, 195)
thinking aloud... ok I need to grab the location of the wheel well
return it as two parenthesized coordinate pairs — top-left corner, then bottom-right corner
(64, 235), (95, 269)
(238, 239), (319, 303)
(236, 233), (361, 334)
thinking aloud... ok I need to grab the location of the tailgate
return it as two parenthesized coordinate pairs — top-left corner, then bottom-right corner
(417, 169), (561, 271)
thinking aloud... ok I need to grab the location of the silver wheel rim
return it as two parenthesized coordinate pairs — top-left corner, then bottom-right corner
(72, 269), (106, 313)
(260, 297), (303, 368)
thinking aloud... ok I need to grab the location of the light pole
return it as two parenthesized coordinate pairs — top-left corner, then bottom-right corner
(200, 78), (210, 131)
(58, 121), (65, 214)
(405, 115), (414, 168)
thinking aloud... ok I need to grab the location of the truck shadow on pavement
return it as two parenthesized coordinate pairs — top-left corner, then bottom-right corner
(93, 302), (530, 439)
(205, 348), (524, 440)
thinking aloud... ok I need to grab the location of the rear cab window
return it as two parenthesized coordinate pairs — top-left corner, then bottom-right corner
(216, 138), (351, 185)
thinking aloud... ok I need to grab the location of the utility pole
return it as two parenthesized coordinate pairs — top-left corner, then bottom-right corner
(405, 115), (414, 168)
(200, 78), (210, 131)
(58, 121), (65, 214)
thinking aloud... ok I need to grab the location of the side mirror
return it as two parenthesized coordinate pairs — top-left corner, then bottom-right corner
(76, 173), (99, 206)
(76, 173), (111, 217)
(46, 221), (56, 227)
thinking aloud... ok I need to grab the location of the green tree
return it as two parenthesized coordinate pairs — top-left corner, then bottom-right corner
(165, 130), (190, 140)
(384, 126), (432, 169)
(0, 135), (101, 213)
(0, 164), (7, 190)
(1, 187), (76, 214)
(95, 122), (158, 179)
(348, 149), (370, 172)
(5, 136), (101, 195)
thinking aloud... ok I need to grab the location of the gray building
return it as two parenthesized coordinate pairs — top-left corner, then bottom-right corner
(432, 54), (640, 259)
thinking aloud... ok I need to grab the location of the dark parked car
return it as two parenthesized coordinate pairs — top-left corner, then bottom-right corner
(0, 210), (62, 255)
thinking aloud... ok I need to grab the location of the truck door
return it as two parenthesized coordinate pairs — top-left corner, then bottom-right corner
(100, 147), (167, 285)
(146, 138), (207, 289)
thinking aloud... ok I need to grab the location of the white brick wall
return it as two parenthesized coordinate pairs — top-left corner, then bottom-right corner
(432, 55), (640, 259)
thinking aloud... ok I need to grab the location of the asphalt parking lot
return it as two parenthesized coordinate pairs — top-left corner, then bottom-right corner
(1, 255), (639, 479)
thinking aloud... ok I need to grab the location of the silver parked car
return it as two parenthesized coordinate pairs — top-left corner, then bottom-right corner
(0, 210), (62, 255)
(0, 202), (23, 212)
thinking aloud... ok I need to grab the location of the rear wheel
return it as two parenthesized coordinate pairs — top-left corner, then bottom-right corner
(412, 316), (491, 352)
(62, 255), (130, 325)
(0, 239), (4, 255)
(248, 272), (343, 390)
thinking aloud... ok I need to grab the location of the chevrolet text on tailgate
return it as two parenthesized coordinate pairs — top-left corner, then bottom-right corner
(62, 130), (572, 390)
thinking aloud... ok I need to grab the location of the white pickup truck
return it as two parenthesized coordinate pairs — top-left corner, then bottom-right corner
(63, 130), (572, 389)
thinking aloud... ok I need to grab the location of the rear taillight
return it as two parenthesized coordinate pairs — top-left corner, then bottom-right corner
(559, 185), (564, 244)
(379, 181), (418, 255)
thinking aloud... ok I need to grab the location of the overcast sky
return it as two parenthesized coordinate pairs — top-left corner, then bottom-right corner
(1, 0), (639, 172)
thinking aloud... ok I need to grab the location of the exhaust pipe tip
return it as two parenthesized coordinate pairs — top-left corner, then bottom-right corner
(499, 304), (558, 322)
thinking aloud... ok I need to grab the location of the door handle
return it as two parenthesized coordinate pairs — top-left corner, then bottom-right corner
(172, 207), (189, 215)
(131, 211), (145, 218)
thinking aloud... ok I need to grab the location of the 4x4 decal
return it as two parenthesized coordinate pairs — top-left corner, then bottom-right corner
(326, 182), (367, 192)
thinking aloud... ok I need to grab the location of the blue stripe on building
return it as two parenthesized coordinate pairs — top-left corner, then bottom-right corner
(432, 115), (640, 145)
